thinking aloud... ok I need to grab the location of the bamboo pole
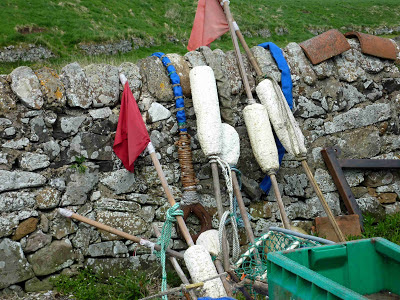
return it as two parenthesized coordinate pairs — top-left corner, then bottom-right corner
(58, 209), (184, 259)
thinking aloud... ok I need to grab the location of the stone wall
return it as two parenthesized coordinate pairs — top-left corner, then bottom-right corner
(0, 38), (399, 294)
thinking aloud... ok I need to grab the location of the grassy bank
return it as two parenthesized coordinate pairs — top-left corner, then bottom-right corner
(0, 0), (400, 73)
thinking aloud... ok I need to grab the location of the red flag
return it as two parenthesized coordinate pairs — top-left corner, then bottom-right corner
(187, 0), (229, 51)
(113, 82), (150, 172)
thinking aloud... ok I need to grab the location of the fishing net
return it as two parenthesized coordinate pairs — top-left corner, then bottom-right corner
(234, 230), (322, 297)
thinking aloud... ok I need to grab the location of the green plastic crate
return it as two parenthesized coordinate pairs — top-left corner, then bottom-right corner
(267, 238), (400, 299)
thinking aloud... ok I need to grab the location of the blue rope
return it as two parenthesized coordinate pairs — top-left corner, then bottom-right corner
(257, 42), (293, 194)
(151, 52), (187, 132)
(230, 167), (251, 228)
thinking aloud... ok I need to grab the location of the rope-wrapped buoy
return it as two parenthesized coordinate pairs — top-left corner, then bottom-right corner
(184, 245), (227, 298)
(243, 103), (279, 174)
(189, 66), (222, 157)
(256, 79), (307, 159)
(220, 123), (240, 166)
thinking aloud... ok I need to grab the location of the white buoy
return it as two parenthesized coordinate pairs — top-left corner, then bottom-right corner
(184, 245), (227, 298)
(220, 123), (240, 166)
(196, 229), (222, 257)
(256, 79), (307, 159)
(243, 103), (279, 174)
(189, 66), (222, 157)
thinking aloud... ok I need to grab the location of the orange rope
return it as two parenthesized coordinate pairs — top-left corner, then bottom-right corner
(176, 132), (197, 191)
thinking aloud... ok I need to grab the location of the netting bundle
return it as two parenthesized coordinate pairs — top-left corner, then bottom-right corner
(234, 230), (321, 296)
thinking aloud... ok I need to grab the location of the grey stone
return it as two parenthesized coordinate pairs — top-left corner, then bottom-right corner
(314, 168), (336, 193)
(113, 241), (129, 256)
(2, 138), (29, 149)
(141, 205), (156, 223)
(60, 116), (86, 134)
(184, 51), (207, 67)
(251, 46), (281, 82)
(61, 62), (94, 108)
(36, 187), (61, 209)
(96, 211), (148, 241)
(49, 178), (66, 191)
(69, 132), (112, 161)
(118, 62), (142, 100)
(355, 196), (381, 214)
(4, 127), (15, 136)
(295, 96), (326, 118)
(23, 231), (52, 253)
(30, 116), (50, 143)
(89, 107), (112, 119)
(0, 238), (34, 289)
(61, 167), (99, 206)
(72, 226), (100, 250)
(0, 118), (12, 126)
(42, 140), (61, 160)
(0, 44), (54, 62)
(150, 130), (170, 149)
(0, 77), (17, 114)
(84, 257), (141, 277)
(324, 103), (391, 134)
(0, 211), (38, 238)
(284, 43), (317, 86)
(0, 170), (46, 192)
(147, 102), (171, 123)
(35, 67), (67, 109)
(126, 193), (166, 206)
(334, 48), (365, 83)
(0, 191), (36, 212)
(342, 84), (366, 110)
(88, 241), (114, 257)
(79, 40), (132, 56)
(343, 170), (364, 187)
(27, 240), (74, 276)
(100, 169), (146, 195)
(166, 53), (191, 96)
(139, 56), (173, 102)
(94, 197), (141, 212)
(85, 64), (119, 107)
(50, 213), (78, 240)
(283, 174), (308, 197)
(24, 276), (54, 292)
(10, 66), (43, 109)
(20, 152), (50, 171)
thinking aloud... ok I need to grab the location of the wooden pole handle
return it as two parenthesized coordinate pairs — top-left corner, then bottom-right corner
(232, 171), (255, 243)
(301, 160), (346, 242)
(270, 174), (291, 229)
(59, 209), (183, 259)
(149, 149), (195, 247)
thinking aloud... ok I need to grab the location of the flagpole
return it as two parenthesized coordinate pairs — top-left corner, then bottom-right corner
(119, 74), (195, 247)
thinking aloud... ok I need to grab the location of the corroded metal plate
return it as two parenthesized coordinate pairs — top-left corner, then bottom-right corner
(299, 29), (351, 65)
(345, 31), (397, 60)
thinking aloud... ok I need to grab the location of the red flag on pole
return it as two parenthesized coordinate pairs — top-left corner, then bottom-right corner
(113, 82), (150, 172)
(187, 0), (229, 51)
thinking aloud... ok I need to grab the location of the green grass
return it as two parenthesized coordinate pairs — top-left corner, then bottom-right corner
(348, 212), (400, 245)
(1, 0), (400, 73)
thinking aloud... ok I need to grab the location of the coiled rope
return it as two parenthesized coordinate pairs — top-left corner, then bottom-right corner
(209, 155), (240, 263)
(155, 204), (184, 300)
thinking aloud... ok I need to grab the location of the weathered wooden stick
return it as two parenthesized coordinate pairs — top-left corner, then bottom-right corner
(58, 208), (183, 259)
(301, 160), (346, 242)
(270, 174), (291, 229)
(231, 171), (255, 243)
(152, 224), (196, 300)
(214, 259), (233, 297)
(211, 162), (231, 273)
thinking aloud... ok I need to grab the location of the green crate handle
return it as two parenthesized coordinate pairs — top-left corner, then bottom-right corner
(310, 246), (347, 269)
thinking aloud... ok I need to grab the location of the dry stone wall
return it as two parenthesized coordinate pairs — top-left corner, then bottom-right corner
(0, 38), (400, 294)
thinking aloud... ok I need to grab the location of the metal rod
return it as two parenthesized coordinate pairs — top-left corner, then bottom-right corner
(269, 226), (335, 245)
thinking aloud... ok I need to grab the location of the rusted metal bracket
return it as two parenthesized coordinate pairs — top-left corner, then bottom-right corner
(345, 31), (398, 60)
(299, 29), (351, 65)
(321, 146), (400, 231)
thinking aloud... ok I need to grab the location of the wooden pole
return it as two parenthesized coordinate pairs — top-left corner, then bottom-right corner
(58, 209), (184, 259)
(210, 162), (231, 272)
(301, 160), (346, 242)
(270, 174), (291, 229)
(152, 224), (196, 300)
(231, 172), (255, 243)
(214, 259), (233, 297)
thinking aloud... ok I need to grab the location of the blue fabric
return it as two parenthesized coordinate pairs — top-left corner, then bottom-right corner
(151, 52), (187, 131)
(257, 42), (293, 194)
